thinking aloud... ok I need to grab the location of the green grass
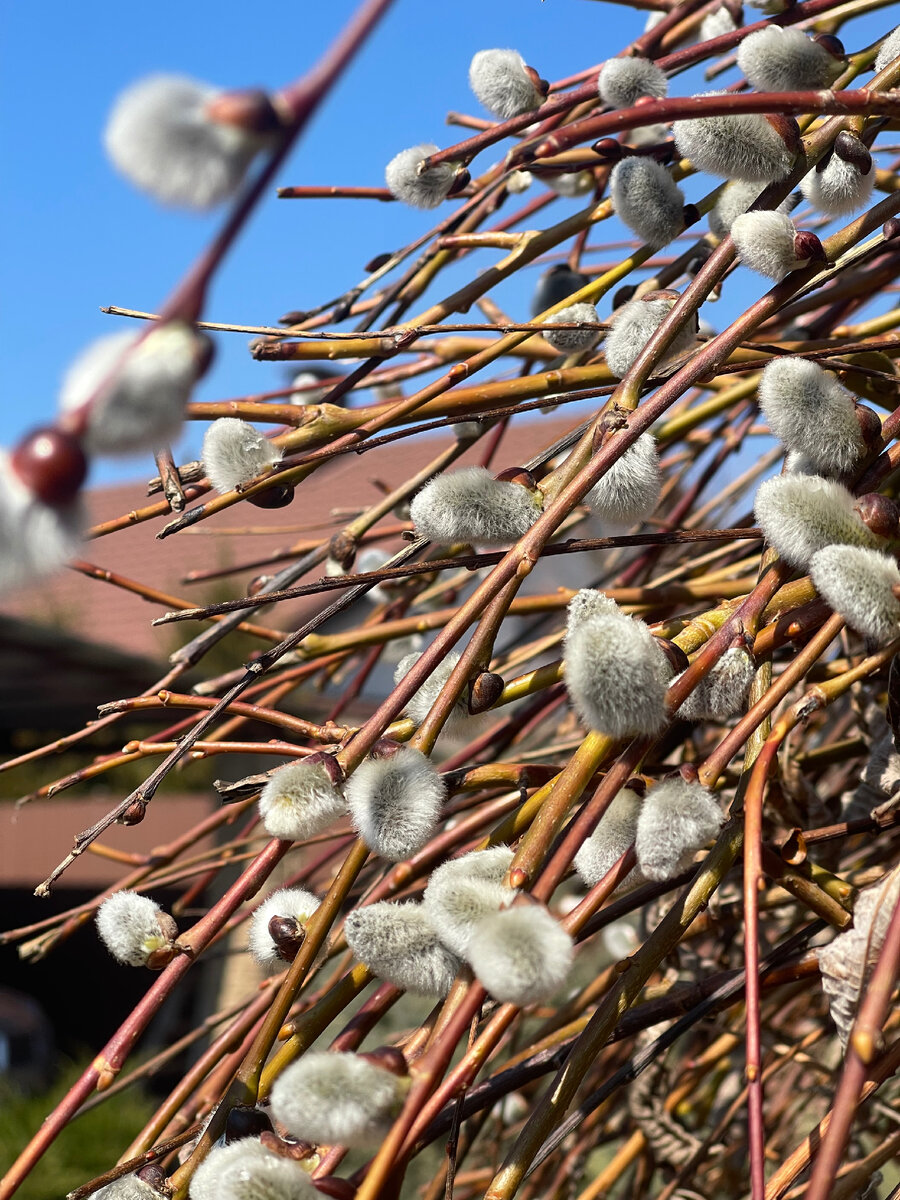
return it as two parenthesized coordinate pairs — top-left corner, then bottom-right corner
(0, 1060), (155, 1200)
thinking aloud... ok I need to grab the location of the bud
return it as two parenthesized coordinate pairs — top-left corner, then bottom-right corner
(801, 132), (875, 216)
(202, 418), (282, 495)
(104, 75), (274, 210)
(258, 758), (347, 842)
(223, 1106), (274, 1144)
(597, 57), (668, 108)
(385, 143), (459, 209)
(269, 1052), (409, 1148)
(87, 1173), (168, 1199)
(675, 646), (756, 721)
(290, 368), (339, 406)
(0, 444), (85, 596)
(582, 433), (661, 529)
(699, 5), (739, 39)
(754, 474), (883, 569)
(758, 357), (866, 476)
(543, 302), (602, 352)
(855, 493), (900, 540)
(874, 24), (900, 73)
(635, 776), (724, 881)
(564, 603), (672, 737)
(95, 891), (177, 968)
(506, 169), (533, 194)
(409, 465), (543, 546)
(609, 158), (684, 249)
(466, 903), (574, 1006)
(189, 1137), (317, 1200)
(393, 650), (471, 729)
(344, 900), (461, 996)
(542, 171), (595, 197)
(469, 669), (504, 713)
(604, 292), (697, 379)
(248, 887), (321, 973)
(565, 588), (621, 630)
(468, 49), (547, 119)
(810, 545), (900, 646)
(708, 181), (797, 240)
(673, 95), (798, 183)
(345, 747), (445, 861)
(573, 788), (646, 892)
(423, 845), (515, 956)
(204, 88), (282, 135)
(737, 26), (844, 91)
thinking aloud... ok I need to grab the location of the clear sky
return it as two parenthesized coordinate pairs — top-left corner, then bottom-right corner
(0, 0), (640, 486)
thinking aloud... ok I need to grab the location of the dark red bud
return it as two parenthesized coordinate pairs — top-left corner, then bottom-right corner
(793, 230), (827, 264)
(813, 33), (846, 59)
(147, 944), (177, 971)
(371, 737), (403, 760)
(365, 252), (393, 273)
(884, 216), (900, 241)
(205, 89), (282, 135)
(11, 428), (88, 507)
(657, 639), (690, 674)
(495, 466), (537, 489)
(833, 130), (872, 174)
(359, 1046), (408, 1076)
(676, 762), (700, 784)
(855, 404), (883, 452)
(247, 483), (295, 509)
(523, 65), (550, 97)
(625, 776), (648, 798)
(302, 751), (345, 786)
(224, 1105), (274, 1144)
(591, 138), (624, 162)
(119, 799), (147, 826)
(855, 493), (900, 539)
(765, 114), (802, 157)
(268, 915), (305, 962)
(634, 93), (657, 107)
(681, 202), (700, 228)
(642, 288), (681, 303)
(329, 529), (358, 570)
(469, 670), (504, 714)
(612, 283), (637, 309)
(136, 1163), (169, 1191)
(446, 168), (471, 198)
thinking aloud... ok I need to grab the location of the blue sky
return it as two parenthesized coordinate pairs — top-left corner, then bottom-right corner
(0, 0), (640, 485)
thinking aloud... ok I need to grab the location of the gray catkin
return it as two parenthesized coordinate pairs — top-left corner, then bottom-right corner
(597, 57), (668, 108)
(344, 901), (461, 996)
(754, 474), (881, 569)
(385, 143), (457, 209)
(676, 647), (756, 721)
(810, 545), (900, 646)
(635, 777), (724, 880)
(801, 150), (874, 216)
(466, 905), (574, 1005)
(708, 181), (796, 239)
(731, 210), (799, 280)
(469, 49), (544, 119)
(673, 95), (796, 183)
(737, 26), (842, 90)
(573, 789), (646, 891)
(345, 747), (445, 861)
(423, 845), (515, 956)
(604, 295), (696, 379)
(758, 357), (865, 477)
(610, 158), (684, 249)
(544, 303), (602, 352)
(409, 466), (543, 545)
(582, 433), (661, 529)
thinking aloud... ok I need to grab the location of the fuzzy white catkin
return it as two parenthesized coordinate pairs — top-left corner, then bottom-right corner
(543, 303), (602, 352)
(202, 418), (282, 494)
(699, 5), (738, 39)
(564, 606), (672, 737)
(801, 150), (874, 217)
(754, 474), (881, 569)
(423, 845), (515, 956)
(105, 75), (266, 210)
(466, 905), (574, 1005)
(543, 171), (595, 198)
(676, 647), (756, 721)
(346, 747), (445, 861)
(818, 869), (900, 1048)
(609, 158), (684, 249)
(566, 587), (621, 629)
(810, 545), (900, 645)
(758, 357), (865, 476)
(344, 900), (461, 995)
(597, 57), (668, 108)
(90, 1176), (163, 1200)
(257, 760), (346, 842)
(189, 1136), (317, 1200)
(635, 777), (724, 880)
(737, 26), (842, 90)
(248, 887), (321, 973)
(0, 452), (83, 597)
(874, 24), (900, 72)
(469, 49), (544, 119)
(290, 371), (333, 405)
(573, 789), (645, 892)
(410, 466), (542, 545)
(269, 1052), (408, 1148)
(95, 891), (175, 967)
(385, 143), (457, 209)
(708, 181), (795, 239)
(731, 210), (799, 280)
(673, 95), (796, 183)
(583, 434), (662, 529)
(59, 325), (201, 455)
(605, 295), (696, 379)
(393, 650), (469, 727)
(506, 169), (533, 194)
